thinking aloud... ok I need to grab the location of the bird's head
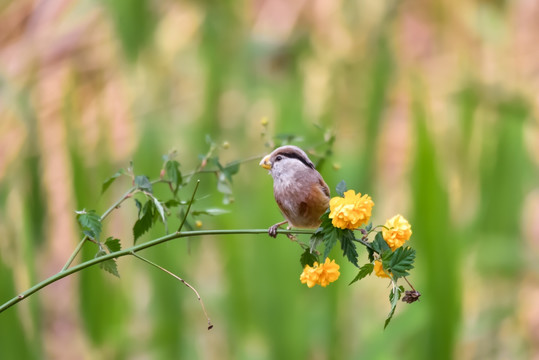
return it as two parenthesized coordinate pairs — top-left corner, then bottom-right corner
(259, 145), (315, 178)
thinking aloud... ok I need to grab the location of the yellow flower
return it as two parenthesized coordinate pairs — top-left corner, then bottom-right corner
(329, 190), (374, 230)
(382, 214), (412, 251)
(300, 258), (340, 288)
(195, 220), (203, 228)
(374, 260), (391, 278)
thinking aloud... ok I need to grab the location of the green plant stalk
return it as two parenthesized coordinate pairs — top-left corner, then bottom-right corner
(0, 228), (315, 314)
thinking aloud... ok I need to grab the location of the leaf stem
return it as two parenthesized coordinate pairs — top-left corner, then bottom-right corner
(130, 251), (213, 330)
(353, 236), (374, 250)
(0, 228), (314, 314)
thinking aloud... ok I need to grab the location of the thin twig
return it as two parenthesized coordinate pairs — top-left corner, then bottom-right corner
(403, 276), (416, 291)
(177, 180), (200, 233)
(130, 251), (213, 330)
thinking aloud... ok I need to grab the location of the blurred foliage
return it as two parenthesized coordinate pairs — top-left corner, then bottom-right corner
(1, 0), (539, 359)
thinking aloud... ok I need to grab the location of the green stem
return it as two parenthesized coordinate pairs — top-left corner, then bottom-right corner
(0, 228), (314, 314)
(177, 180), (199, 232)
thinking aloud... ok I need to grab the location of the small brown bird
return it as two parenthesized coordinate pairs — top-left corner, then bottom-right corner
(259, 145), (331, 237)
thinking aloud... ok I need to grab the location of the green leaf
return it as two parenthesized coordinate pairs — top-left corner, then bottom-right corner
(367, 247), (375, 263)
(83, 230), (96, 240)
(336, 180), (347, 197)
(372, 231), (390, 254)
(95, 250), (120, 278)
(101, 169), (125, 194)
(222, 162), (240, 183)
(133, 200), (154, 243)
(165, 160), (182, 192)
(309, 232), (324, 253)
(364, 222), (373, 232)
(349, 263), (374, 285)
(135, 175), (153, 193)
(384, 285), (404, 329)
(300, 249), (318, 268)
(340, 229), (359, 267)
(134, 198), (142, 215)
(104, 237), (121, 253)
(164, 199), (181, 208)
(77, 210), (102, 240)
(316, 210), (339, 259)
(150, 196), (168, 233)
(387, 246), (416, 278)
(323, 234), (338, 260)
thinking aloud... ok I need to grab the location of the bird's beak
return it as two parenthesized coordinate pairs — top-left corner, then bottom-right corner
(259, 155), (272, 170)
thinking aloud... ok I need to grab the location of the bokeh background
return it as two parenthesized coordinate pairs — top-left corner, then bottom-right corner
(1, 0), (539, 359)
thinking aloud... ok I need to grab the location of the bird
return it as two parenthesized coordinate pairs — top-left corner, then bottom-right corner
(259, 145), (331, 238)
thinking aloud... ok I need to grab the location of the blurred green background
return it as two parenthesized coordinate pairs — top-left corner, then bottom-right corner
(1, 0), (539, 359)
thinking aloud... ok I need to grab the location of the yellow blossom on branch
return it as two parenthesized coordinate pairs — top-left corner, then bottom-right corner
(382, 214), (412, 251)
(300, 258), (340, 288)
(374, 260), (391, 278)
(329, 190), (374, 230)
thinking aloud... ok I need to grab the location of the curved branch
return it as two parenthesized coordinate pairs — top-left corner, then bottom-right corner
(0, 228), (315, 314)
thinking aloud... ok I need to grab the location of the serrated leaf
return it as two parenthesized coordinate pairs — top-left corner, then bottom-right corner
(316, 210), (339, 259)
(135, 175), (153, 193)
(101, 169), (125, 194)
(95, 250), (120, 277)
(309, 232), (324, 253)
(349, 263), (374, 285)
(165, 160), (182, 193)
(105, 237), (121, 253)
(387, 246), (416, 278)
(372, 231), (390, 254)
(77, 210), (102, 240)
(384, 285), (404, 329)
(336, 180), (347, 197)
(340, 229), (359, 267)
(300, 249), (318, 268)
(133, 200), (154, 243)
(322, 230), (338, 260)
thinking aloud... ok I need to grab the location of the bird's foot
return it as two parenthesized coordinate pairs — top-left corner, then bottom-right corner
(268, 221), (288, 238)
(268, 225), (279, 238)
(286, 233), (297, 241)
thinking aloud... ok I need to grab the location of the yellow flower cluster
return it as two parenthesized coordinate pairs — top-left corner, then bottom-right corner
(382, 214), (412, 251)
(374, 260), (391, 278)
(300, 258), (341, 288)
(329, 190), (374, 230)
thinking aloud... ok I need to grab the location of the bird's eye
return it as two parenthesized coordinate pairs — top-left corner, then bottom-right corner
(275, 155), (283, 161)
